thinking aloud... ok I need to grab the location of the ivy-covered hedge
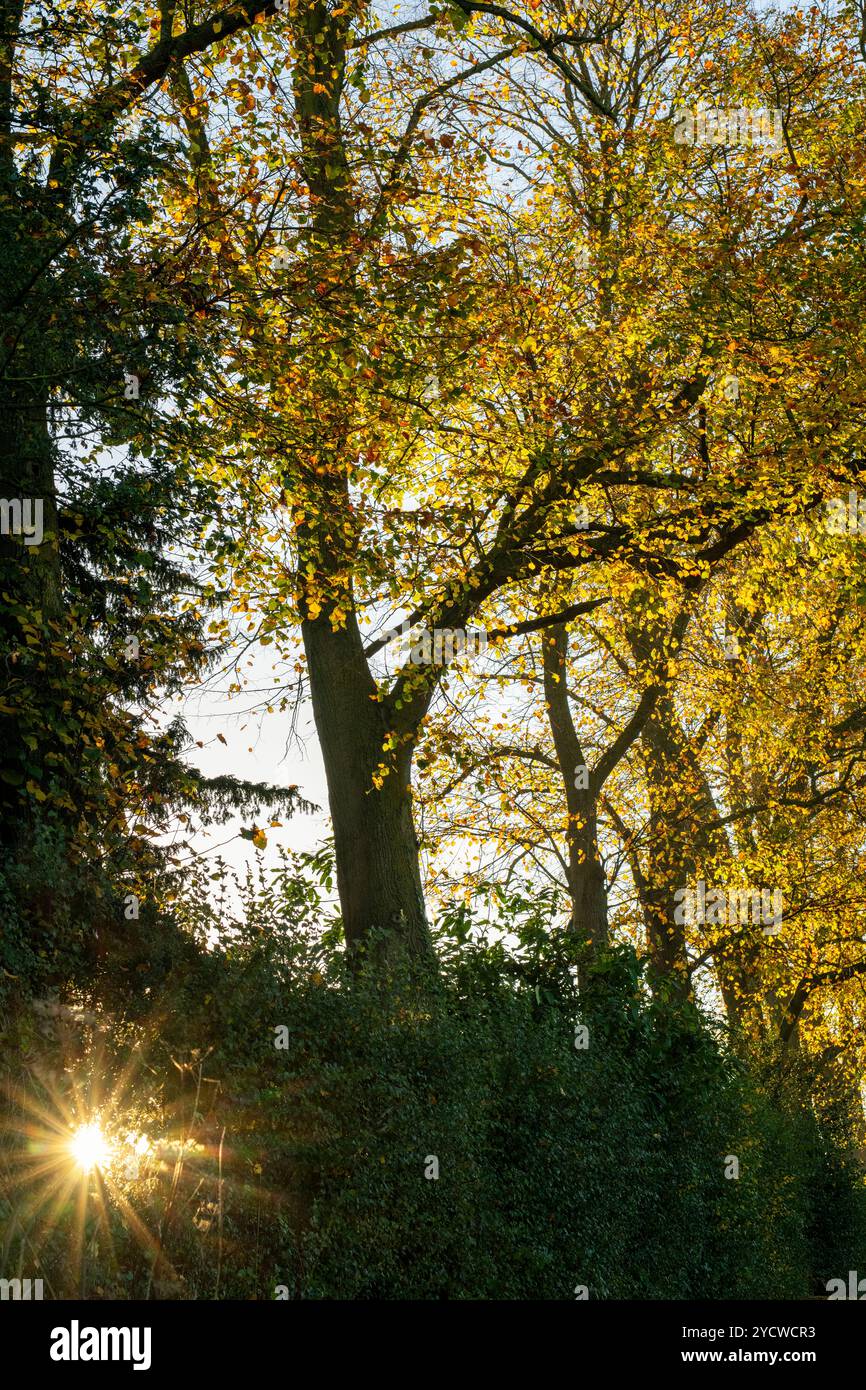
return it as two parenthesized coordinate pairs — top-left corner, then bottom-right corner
(1, 873), (863, 1300)
(240, 948), (863, 1300)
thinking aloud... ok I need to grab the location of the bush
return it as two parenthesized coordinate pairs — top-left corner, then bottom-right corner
(1, 862), (863, 1300)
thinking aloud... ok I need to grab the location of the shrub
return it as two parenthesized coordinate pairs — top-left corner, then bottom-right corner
(1, 861), (862, 1300)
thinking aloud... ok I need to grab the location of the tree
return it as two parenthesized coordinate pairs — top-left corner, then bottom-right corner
(0, 0), (313, 967)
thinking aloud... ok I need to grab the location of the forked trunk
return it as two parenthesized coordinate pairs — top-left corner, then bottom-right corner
(303, 614), (434, 968)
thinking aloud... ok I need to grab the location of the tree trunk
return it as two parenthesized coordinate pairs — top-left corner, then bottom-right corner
(542, 624), (609, 958)
(303, 611), (434, 968)
(638, 697), (715, 999)
(636, 686), (756, 1023)
(289, 3), (436, 970)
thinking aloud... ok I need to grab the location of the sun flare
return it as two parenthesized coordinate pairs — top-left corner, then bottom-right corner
(68, 1122), (111, 1174)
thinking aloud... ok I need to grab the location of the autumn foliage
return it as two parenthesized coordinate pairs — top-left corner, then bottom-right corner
(1, 0), (866, 1300)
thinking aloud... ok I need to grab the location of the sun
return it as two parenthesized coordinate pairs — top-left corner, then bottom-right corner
(68, 1122), (112, 1174)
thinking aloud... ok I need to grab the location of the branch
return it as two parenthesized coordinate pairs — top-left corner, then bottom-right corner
(592, 683), (659, 793)
(365, 44), (520, 241)
(348, 14), (440, 49)
(449, 0), (617, 116)
(53, 1), (278, 169)
(780, 960), (866, 1045)
(484, 596), (609, 645)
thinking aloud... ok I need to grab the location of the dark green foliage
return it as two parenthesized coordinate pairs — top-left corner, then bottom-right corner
(256, 945), (863, 1300)
(2, 859), (860, 1300)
